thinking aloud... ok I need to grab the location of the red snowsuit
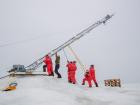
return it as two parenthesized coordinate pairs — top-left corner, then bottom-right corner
(66, 62), (72, 82)
(89, 66), (98, 87)
(43, 55), (53, 75)
(70, 62), (77, 84)
(82, 71), (92, 87)
(89, 66), (97, 83)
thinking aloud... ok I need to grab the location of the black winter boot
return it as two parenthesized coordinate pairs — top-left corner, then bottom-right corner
(57, 76), (62, 78)
(89, 85), (92, 88)
(95, 82), (99, 87)
(82, 83), (85, 85)
(49, 72), (54, 76)
(68, 80), (72, 83)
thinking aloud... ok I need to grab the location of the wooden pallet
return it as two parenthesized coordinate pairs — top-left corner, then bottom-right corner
(104, 79), (121, 87)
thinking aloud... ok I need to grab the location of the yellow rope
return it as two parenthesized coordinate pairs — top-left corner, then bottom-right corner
(68, 45), (86, 72)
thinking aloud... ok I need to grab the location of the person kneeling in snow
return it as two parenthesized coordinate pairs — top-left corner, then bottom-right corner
(82, 70), (92, 87)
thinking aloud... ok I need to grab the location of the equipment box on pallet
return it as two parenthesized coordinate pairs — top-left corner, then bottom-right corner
(13, 65), (26, 72)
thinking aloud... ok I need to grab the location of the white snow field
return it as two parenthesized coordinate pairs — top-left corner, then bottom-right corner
(0, 76), (140, 105)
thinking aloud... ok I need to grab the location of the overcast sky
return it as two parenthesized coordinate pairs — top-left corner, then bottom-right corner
(0, 0), (140, 83)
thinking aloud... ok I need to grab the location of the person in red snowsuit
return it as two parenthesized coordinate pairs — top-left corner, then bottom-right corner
(89, 65), (98, 87)
(66, 61), (73, 83)
(70, 61), (77, 84)
(82, 70), (92, 87)
(43, 55), (54, 76)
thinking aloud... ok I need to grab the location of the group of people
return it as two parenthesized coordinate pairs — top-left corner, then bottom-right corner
(43, 53), (98, 88)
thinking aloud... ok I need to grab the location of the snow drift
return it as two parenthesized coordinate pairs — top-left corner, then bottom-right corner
(0, 76), (140, 105)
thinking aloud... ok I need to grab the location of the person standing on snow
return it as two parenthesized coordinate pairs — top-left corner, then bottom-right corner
(89, 65), (99, 87)
(82, 70), (92, 87)
(54, 53), (62, 78)
(66, 61), (73, 83)
(43, 55), (54, 76)
(70, 61), (77, 84)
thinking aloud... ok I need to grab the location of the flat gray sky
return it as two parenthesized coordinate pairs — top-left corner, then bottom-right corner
(0, 0), (140, 83)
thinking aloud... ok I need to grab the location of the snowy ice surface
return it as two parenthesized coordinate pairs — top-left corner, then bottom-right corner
(0, 76), (140, 105)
